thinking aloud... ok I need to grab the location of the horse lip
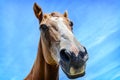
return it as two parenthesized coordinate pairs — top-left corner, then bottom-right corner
(66, 71), (85, 79)
(60, 65), (85, 79)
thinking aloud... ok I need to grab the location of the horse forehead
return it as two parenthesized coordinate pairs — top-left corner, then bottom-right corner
(49, 17), (66, 29)
(42, 13), (63, 23)
(50, 17), (64, 21)
(49, 17), (72, 35)
(43, 12), (62, 19)
(42, 16), (66, 28)
(42, 14), (70, 32)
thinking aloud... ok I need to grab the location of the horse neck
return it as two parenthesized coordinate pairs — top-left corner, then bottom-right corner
(25, 38), (59, 80)
(33, 38), (59, 80)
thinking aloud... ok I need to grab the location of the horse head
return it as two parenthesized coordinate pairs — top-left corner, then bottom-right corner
(33, 3), (88, 79)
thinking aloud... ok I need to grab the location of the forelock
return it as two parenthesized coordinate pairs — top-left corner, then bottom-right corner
(50, 12), (63, 17)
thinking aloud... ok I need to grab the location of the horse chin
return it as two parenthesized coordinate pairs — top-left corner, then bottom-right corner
(65, 71), (85, 79)
(60, 65), (85, 79)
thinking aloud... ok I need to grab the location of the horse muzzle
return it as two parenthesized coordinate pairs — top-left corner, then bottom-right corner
(61, 64), (86, 79)
(59, 48), (88, 79)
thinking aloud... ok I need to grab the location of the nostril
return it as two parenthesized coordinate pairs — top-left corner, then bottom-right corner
(80, 47), (87, 58)
(80, 53), (85, 58)
(83, 46), (88, 54)
(60, 49), (71, 62)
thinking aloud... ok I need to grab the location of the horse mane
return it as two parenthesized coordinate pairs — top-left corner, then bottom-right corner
(50, 12), (63, 17)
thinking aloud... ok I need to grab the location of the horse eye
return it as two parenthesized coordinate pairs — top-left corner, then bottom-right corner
(40, 24), (49, 31)
(70, 21), (73, 26)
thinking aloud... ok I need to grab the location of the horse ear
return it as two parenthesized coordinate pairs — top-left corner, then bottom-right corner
(33, 3), (43, 23)
(63, 10), (68, 18)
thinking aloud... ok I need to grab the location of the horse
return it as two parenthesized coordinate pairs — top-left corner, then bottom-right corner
(24, 3), (88, 80)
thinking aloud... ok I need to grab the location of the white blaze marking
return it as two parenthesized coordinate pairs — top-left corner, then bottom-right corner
(50, 17), (73, 36)
(50, 17), (77, 63)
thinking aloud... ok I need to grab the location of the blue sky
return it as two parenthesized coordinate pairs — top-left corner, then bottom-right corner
(0, 0), (120, 80)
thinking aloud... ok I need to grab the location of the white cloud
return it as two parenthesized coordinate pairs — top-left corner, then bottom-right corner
(87, 27), (118, 49)
(11, 76), (17, 80)
(111, 73), (120, 80)
(88, 63), (119, 79)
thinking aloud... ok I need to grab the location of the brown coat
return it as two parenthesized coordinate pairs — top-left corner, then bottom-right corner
(24, 38), (59, 80)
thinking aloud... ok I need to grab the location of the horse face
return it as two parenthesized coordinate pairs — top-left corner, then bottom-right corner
(33, 3), (88, 79)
